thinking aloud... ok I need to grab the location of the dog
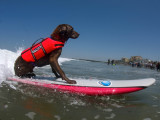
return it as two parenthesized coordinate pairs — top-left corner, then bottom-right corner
(14, 24), (79, 84)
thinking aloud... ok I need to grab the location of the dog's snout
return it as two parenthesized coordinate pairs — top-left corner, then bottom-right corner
(70, 31), (79, 39)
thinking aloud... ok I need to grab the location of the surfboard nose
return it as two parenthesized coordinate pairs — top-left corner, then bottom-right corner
(146, 78), (156, 86)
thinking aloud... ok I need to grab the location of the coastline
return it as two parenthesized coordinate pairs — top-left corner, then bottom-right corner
(73, 57), (160, 72)
(75, 58), (106, 63)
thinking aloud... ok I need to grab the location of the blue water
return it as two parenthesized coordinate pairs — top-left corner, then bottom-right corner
(0, 49), (160, 120)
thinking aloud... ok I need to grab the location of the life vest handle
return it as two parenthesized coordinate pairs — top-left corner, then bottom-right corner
(32, 38), (44, 47)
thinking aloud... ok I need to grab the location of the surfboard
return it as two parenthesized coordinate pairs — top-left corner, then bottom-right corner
(7, 77), (156, 96)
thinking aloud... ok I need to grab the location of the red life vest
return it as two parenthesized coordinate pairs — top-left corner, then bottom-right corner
(21, 37), (65, 62)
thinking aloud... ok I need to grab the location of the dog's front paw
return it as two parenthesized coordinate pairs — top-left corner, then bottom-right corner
(66, 80), (77, 84)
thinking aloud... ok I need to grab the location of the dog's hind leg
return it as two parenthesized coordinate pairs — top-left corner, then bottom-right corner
(14, 56), (36, 78)
(20, 73), (36, 78)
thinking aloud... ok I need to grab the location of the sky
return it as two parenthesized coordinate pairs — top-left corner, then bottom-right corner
(0, 0), (160, 61)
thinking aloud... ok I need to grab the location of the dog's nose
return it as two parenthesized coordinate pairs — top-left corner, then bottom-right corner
(70, 31), (79, 39)
(75, 33), (80, 38)
(77, 33), (80, 37)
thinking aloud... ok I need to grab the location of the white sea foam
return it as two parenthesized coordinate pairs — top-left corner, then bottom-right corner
(105, 113), (116, 119)
(58, 57), (74, 65)
(0, 49), (20, 84)
(25, 112), (36, 120)
(0, 48), (74, 85)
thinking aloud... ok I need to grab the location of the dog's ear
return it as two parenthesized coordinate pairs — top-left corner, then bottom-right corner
(59, 26), (67, 37)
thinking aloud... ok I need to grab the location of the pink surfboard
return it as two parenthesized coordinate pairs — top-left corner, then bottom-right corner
(7, 77), (155, 96)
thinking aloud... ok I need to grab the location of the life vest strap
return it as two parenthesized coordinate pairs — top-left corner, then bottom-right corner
(55, 44), (64, 47)
(32, 38), (44, 46)
(30, 49), (37, 61)
(40, 42), (47, 55)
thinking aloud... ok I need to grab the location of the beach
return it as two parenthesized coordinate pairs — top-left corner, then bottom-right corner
(0, 49), (160, 120)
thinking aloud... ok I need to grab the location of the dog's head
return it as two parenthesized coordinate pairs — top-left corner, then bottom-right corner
(51, 24), (79, 41)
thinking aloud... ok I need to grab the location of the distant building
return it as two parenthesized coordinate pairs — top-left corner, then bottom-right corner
(130, 56), (143, 62)
(121, 57), (129, 63)
(141, 59), (151, 64)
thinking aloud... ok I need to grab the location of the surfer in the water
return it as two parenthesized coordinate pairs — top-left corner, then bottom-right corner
(14, 24), (79, 84)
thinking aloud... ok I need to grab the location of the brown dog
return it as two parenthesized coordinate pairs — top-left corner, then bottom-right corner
(14, 24), (79, 84)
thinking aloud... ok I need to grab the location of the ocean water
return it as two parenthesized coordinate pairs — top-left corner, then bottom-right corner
(0, 48), (160, 120)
